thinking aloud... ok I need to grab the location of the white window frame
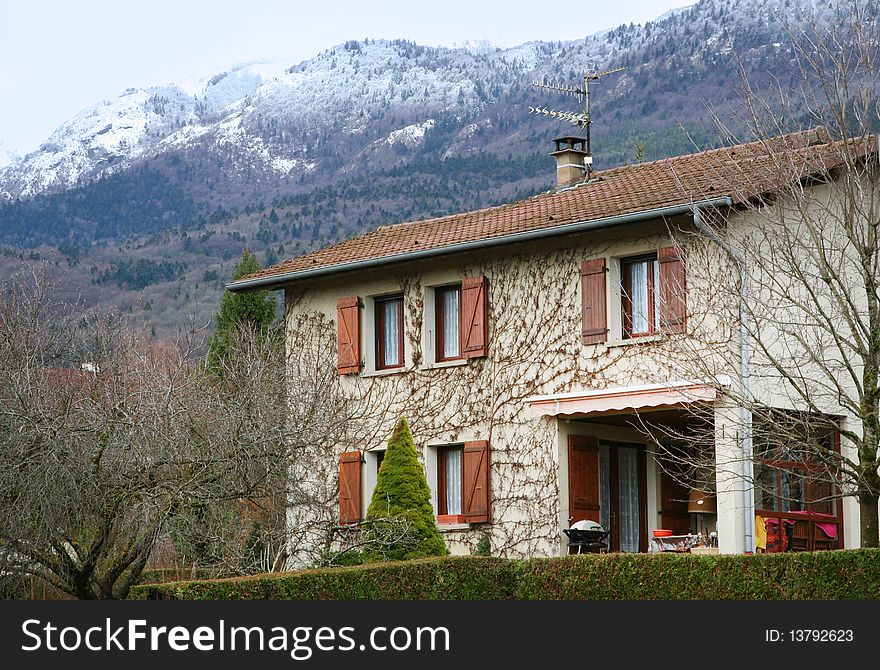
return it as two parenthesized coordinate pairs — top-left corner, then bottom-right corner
(363, 292), (406, 375)
(426, 443), (467, 525)
(362, 448), (386, 512)
(608, 249), (664, 345)
(423, 283), (468, 369)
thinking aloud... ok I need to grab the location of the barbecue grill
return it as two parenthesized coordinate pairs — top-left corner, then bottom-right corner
(563, 519), (610, 554)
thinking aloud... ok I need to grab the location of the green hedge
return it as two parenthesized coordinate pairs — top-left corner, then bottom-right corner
(131, 556), (517, 600)
(130, 549), (880, 600)
(137, 567), (220, 585)
(516, 550), (880, 599)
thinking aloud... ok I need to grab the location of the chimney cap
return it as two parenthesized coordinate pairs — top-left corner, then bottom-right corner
(551, 136), (588, 155)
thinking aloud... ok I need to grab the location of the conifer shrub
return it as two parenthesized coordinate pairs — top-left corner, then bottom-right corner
(208, 250), (277, 370)
(473, 534), (492, 557)
(364, 417), (447, 561)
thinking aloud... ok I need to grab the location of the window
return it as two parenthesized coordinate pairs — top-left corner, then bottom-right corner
(753, 429), (841, 552)
(375, 295), (404, 369)
(432, 440), (490, 525)
(426, 276), (487, 363)
(437, 445), (464, 522)
(435, 284), (462, 361)
(621, 254), (659, 338)
(754, 452), (836, 515)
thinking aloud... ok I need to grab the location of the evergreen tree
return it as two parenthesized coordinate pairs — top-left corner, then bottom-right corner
(208, 250), (276, 370)
(365, 417), (446, 561)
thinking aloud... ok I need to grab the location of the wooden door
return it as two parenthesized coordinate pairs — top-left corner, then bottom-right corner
(568, 435), (600, 525)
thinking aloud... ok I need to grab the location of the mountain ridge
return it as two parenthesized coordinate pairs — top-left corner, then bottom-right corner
(0, 0), (838, 336)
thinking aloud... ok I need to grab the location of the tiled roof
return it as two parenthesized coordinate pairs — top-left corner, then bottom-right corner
(230, 129), (871, 289)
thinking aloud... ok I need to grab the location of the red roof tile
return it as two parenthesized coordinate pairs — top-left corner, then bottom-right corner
(230, 129), (872, 289)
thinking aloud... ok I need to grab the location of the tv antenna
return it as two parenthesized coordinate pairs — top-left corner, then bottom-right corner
(529, 66), (625, 177)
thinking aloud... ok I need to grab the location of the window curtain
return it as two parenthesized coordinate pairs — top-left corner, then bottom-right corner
(599, 445), (611, 532)
(629, 260), (650, 334)
(383, 301), (400, 366)
(445, 449), (462, 515)
(652, 259), (661, 328)
(443, 290), (460, 358)
(618, 447), (640, 553)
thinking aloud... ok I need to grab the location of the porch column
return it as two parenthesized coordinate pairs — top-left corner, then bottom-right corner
(714, 399), (748, 554)
(839, 416), (860, 549)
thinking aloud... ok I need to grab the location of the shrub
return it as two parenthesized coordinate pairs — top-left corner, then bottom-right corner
(514, 550), (880, 600)
(473, 534), (492, 557)
(364, 417), (446, 561)
(130, 549), (880, 600)
(132, 557), (515, 600)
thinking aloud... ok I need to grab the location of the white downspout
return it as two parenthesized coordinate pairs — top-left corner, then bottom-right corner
(693, 206), (756, 554)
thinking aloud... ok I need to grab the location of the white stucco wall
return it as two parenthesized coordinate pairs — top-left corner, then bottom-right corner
(284, 216), (746, 561)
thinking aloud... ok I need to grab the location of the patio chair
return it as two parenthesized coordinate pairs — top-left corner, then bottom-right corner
(788, 520), (811, 551)
(812, 524), (837, 551)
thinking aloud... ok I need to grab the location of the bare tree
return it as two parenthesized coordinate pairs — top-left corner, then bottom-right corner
(0, 269), (309, 597)
(652, 0), (880, 548)
(0, 267), (427, 596)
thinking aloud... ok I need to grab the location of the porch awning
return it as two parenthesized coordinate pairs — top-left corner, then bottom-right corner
(525, 380), (721, 418)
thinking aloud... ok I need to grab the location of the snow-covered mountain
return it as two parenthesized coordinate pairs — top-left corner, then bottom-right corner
(0, 141), (17, 170)
(0, 0), (833, 246)
(1, 35), (581, 199)
(0, 61), (292, 198)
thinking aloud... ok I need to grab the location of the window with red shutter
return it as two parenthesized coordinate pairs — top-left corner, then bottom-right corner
(460, 276), (487, 358)
(581, 258), (607, 344)
(339, 451), (363, 524)
(462, 440), (490, 523)
(336, 296), (361, 375)
(658, 245), (686, 333)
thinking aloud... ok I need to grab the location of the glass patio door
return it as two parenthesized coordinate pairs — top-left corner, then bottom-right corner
(599, 442), (647, 552)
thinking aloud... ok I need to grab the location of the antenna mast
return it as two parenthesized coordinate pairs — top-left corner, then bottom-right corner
(529, 66), (625, 177)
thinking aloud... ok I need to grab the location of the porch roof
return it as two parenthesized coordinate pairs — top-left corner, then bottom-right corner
(525, 379), (724, 418)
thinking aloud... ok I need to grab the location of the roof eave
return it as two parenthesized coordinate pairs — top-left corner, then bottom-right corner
(226, 196), (734, 292)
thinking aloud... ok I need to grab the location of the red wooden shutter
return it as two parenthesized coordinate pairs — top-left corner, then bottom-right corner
(568, 435), (600, 524)
(463, 440), (490, 523)
(339, 451), (363, 524)
(461, 276), (488, 358)
(336, 296), (361, 374)
(581, 259), (607, 344)
(658, 245), (686, 333)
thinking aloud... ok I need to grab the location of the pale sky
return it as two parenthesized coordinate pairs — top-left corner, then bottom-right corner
(0, 1), (689, 155)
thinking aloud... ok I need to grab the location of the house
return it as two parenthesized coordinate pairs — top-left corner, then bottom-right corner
(228, 129), (871, 564)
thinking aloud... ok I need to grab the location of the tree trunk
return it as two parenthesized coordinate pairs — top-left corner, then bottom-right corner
(859, 494), (879, 548)
(71, 579), (98, 600)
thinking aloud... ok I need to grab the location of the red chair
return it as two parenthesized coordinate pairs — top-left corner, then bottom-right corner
(788, 520), (811, 551)
(812, 524), (837, 551)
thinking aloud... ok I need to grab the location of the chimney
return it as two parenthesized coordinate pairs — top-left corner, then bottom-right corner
(551, 136), (589, 188)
